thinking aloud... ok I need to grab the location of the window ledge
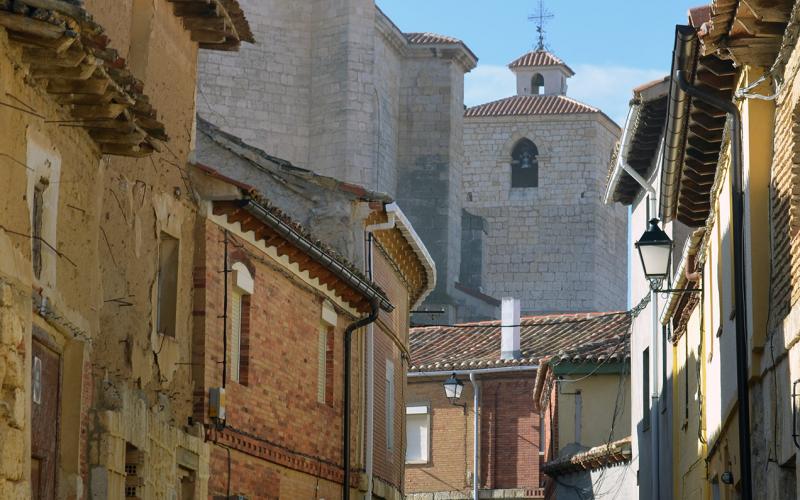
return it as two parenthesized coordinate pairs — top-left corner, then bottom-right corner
(405, 459), (430, 466)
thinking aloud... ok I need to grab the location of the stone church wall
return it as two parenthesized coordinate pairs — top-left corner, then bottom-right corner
(397, 58), (465, 315)
(463, 114), (626, 314)
(198, 0), (406, 195)
(197, 0), (314, 167)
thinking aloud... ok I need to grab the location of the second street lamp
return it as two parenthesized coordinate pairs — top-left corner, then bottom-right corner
(443, 373), (466, 413)
(634, 218), (701, 294)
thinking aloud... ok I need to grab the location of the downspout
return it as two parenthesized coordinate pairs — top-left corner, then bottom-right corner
(343, 298), (380, 500)
(363, 209), (397, 499)
(676, 69), (752, 500)
(469, 372), (480, 500)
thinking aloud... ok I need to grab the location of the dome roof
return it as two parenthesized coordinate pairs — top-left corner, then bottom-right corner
(508, 50), (574, 76)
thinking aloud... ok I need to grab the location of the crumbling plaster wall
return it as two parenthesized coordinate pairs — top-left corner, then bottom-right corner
(0, 27), (105, 498)
(86, 0), (212, 496)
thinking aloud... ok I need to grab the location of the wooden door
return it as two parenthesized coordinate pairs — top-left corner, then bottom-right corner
(31, 338), (60, 500)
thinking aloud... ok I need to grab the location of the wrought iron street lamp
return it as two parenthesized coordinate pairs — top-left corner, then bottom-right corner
(443, 373), (466, 413)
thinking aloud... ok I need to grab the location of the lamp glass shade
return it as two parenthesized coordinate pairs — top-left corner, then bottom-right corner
(443, 373), (464, 402)
(635, 218), (673, 279)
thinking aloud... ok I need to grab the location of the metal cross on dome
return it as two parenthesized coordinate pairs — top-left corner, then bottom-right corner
(528, 0), (554, 51)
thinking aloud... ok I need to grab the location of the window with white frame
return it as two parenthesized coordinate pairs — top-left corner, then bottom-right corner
(386, 360), (395, 451)
(406, 405), (430, 464)
(230, 262), (253, 384)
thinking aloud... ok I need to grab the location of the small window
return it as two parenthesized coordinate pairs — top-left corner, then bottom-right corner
(230, 262), (253, 384)
(386, 360), (395, 451)
(531, 73), (544, 95)
(317, 326), (334, 405)
(156, 233), (179, 337)
(125, 443), (144, 498)
(32, 179), (48, 280)
(642, 347), (650, 431)
(511, 138), (539, 188)
(406, 405), (430, 464)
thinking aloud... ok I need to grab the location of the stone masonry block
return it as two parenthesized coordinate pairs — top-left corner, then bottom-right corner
(0, 425), (24, 480)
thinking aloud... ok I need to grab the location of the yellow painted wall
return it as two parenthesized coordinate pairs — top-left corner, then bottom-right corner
(556, 372), (631, 450)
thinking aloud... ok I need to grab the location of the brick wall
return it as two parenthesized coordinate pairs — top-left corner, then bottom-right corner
(372, 250), (409, 492)
(405, 378), (475, 493)
(480, 376), (541, 490)
(405, 373), (542, 494)
(195, 219), (363, 498)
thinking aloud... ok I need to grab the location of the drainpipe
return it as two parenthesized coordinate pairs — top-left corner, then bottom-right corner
(363, 208), (397, 499)
(469, 372), (480, 500)
(650, 282), (660, 500)
(343, 299), (380, 500)
(676, 69), (752, 500)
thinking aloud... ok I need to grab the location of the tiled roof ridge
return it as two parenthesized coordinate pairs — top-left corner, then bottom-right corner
(411, 310), (628, 332)
(464, 94), (604, 118)
(409, 310), (631, 372)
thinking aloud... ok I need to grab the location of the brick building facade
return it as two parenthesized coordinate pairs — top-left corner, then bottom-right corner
(190, 163), (435, 498)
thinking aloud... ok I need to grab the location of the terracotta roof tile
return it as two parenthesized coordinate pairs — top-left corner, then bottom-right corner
(542, 437), (632, 475)
(403, 32), (478, 63)
(464, 95), (600, 118)
(405, 32), (462, 45)
(508, 50), (574, 75)
(409, 311), (631, 372)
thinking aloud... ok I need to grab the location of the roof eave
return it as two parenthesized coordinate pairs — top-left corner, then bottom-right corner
(240, 199), (394, 313)
(385, 203), (437, 309)
(660, 25), (699, 223)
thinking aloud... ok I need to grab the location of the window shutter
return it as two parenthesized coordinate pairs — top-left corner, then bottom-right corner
(230, 291), (242, 382)
(317, 329), (327, 404)
(386, 361), (395, 451)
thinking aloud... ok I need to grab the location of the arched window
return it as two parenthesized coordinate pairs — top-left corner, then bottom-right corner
(531, 73), (545, 95)
(230, 261), (253, 385)
(511, 138), (539, 188)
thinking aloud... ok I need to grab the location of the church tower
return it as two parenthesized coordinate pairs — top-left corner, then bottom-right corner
(459, 46), (627, 316)
(509, 50), (574, 96)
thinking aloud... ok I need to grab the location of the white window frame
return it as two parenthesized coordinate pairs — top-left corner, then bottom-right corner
(230, 262), (252, 383)
(405, 404), (431, 464)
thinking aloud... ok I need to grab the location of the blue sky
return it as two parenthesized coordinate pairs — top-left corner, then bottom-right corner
(377, 0), (701, 124)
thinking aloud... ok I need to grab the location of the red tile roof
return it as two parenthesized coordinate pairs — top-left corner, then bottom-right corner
(464, 95), (600, 118)
(409, 311), (631, 372)
(508, 50), (574, 75)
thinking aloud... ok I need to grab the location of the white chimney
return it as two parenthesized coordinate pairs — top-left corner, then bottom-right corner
(501, 297), (521, 360)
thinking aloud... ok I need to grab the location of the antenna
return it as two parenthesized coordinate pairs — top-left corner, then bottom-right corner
(527, 0), (554, 51)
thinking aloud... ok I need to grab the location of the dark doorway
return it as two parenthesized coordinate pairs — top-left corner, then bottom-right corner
(31, 338), (60, 500)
